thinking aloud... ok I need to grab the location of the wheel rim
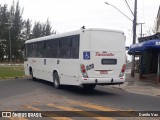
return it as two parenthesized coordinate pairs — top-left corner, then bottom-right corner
(55, 79), (58, 86)
(31, 70), (33, 78)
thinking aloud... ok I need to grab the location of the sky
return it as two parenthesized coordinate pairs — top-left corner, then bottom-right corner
(0, 0), (160, 46)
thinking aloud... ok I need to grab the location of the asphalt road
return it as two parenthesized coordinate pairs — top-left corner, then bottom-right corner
(0, 78), (160, 110)
(0, 78), (160, 119)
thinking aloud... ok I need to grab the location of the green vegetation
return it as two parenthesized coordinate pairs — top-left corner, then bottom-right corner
(0, 1), (55, 62)
(0, 65), (24, 79)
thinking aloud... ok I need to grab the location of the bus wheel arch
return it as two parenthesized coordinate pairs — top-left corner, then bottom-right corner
(29, 67), (32, 75)
(53, 71), (61, 89)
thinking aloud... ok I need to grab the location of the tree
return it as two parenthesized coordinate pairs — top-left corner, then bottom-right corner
(9, 1), (24, 62)
(22, 18), (32, 40)
(45, 18), (52, 36)
(146, 18), (157, 35)
(32, 19), (53, 38)
(0, 1), (56, 62)
(0, 4), (10, 62)
(32, 21), (42, 38)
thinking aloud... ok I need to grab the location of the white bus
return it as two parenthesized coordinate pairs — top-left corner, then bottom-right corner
(24, 28), (126, 90)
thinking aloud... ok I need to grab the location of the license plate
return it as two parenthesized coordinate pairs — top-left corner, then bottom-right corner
(100, 70), (108, 74)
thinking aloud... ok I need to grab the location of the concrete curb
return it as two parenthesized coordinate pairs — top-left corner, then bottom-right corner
(0, 76), (29, 80)
(111, 85), (160, 97)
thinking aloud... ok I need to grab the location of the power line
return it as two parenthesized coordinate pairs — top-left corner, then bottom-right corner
(124, 0), (134, 16)
(104, 2), (133, 22)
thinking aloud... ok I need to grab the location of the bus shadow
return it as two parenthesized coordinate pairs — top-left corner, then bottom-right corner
(29, 78), (122, 96)
(60, 85), (118, 96)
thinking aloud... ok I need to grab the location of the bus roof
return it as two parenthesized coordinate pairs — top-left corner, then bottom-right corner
(25, 28), (124, 44)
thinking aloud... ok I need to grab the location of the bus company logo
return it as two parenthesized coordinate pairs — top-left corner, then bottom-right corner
(2, 112), (42, 118)
(95, 52), (114, 56)
(2, 112), (12, 117)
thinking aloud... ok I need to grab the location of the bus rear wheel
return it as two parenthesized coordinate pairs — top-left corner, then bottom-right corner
(82, 84), (96, 90)
(53, 72), (61, 89)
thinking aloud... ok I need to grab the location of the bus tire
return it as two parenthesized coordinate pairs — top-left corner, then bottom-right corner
(53, 72), (60, 89)
(82, 84), (96, 90)
(30, 67), (36, 81)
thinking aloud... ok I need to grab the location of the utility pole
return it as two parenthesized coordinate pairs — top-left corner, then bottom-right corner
(9, 26), (12, 68)
(104, 1), (138, 77)
(5, 22), (13, 68)
(131, 0), (137, 77)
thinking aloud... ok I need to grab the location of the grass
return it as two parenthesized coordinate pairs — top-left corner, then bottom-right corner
(0, 65), (25, 79)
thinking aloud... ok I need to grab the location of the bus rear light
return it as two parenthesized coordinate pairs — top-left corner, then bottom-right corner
(81, 64), (85, 69)
(80, 64), (88, 78)
(81, 69), (86, 73)
(121, 69), (125, 73)
(121, 64), (125, 72)
(119, 64), (125, 77)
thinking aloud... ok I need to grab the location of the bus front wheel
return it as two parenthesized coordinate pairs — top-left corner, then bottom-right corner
(53, 72), (60, 89)
(30, 67), (36, 81)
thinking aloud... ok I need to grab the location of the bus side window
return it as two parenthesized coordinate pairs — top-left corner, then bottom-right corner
(37, 42), (40, 57)
(44, 41), (46, 49)
(52, 39), (59, 58)
(28, 43), (33, 57)
(71, 35), (79, 59)
(32, 43), (36, 57)
(46, 40), (52, 58)
(35, 43), (38, 57)
(59, 37), (71, 58)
